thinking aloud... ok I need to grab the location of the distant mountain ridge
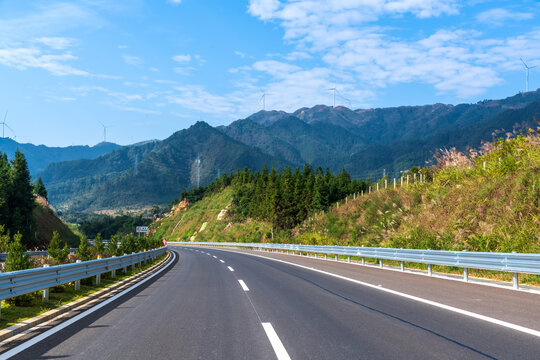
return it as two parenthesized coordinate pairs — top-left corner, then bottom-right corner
(0, 138), (121, 175)
(225, 90), (540, 178)
(38, 90), (540, 212)
(39, 122), (288, 211)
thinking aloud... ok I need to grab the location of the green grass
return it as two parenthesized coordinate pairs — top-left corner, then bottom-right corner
(0, 254), (166, 329)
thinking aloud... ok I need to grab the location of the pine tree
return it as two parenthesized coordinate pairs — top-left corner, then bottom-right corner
(77, 235), (92, 261)
(5, 233), (31, 272)
(0, 225), (10, 252)
(0, 153), (10, 228)
(8, 150), (35, 247)
(33, 177), (48, 199)
(107, 235), (120, 256)
(48, 231), (69, 264)
(93, 232), (104, 257)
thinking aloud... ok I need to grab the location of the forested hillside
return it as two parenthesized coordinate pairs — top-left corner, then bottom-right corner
(39, 91), (540, 213)
(223, 91), (540, 179)
(40, 122), (288, 212)
(152, 127), (539, 254)
(0, 150), (78, 249)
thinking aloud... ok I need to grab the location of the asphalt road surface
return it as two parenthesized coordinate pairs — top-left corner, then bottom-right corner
(4, 246), (540, 359)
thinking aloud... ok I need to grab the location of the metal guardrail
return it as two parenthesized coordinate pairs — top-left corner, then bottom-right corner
(0, 247), (167, 302)
(171, 242), (540, 289)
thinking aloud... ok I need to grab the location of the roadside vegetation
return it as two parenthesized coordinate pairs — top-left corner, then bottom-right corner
(0, 252), (166, 329)
(152, 123), (539, 281)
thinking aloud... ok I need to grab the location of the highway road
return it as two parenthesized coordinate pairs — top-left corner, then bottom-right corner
(3, 245), (540, 359)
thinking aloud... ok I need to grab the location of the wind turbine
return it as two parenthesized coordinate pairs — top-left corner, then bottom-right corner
(0, 110), (14, 138)
(327, 87), (337, 108)
(326, 87), (351, 108)
(98, 120), (113, 142)
(520, 58), (537, 92)
(259, 90), (272, 110)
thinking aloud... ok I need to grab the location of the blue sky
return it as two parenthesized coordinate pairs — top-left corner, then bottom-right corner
(0, 0), (539, 146)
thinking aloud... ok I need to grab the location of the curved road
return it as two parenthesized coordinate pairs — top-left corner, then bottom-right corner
(4, 246), (540, 359)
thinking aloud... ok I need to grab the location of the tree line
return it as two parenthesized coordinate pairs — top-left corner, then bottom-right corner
(174, 164), (369, 230)
(0, 150), (37, 248)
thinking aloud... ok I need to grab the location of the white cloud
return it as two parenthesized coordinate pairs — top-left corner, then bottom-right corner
(0, 3), (101, 46)
(244, 0), (540, 100)
(248, 0), (281, 20)
(123, 54), (144, 66)
(234, 51), (247, 58)
(168, 86), (241, 115)
(477, 8), (533, 26)
(34, 37), (76, 50)
(168, 0), (182, 4)
(0, 48), (88, 76)
(172, 54), (192, 62)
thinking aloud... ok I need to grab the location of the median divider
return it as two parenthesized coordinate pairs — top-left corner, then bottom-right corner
(0, 249), (171, 342)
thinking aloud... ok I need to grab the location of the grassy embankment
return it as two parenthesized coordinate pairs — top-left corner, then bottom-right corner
(153, 134), (539, 283)
(0, 253), (166, 329)
(34, 196), (80, 248)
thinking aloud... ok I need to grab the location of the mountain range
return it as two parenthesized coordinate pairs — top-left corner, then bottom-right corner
(0, 138), (120, 175)
(29, 90), (540, 212)
(39, 123), (287, 211)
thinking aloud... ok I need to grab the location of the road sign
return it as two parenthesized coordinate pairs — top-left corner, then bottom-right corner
(162, 238), (167, 245)
(136, 226), (149, 233)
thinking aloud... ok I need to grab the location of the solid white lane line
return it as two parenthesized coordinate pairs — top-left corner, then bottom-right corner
(236, 251), (540, 339)
(262, 323), (291, 360)
(238, 280), (249, 291)
(219, 260), (225, 263)
(0, 251), (176, 359)
(213, 255), (217, 258)
(227, 266), (234, 272)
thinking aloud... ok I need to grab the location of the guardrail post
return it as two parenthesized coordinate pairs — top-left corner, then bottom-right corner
(75, 260), (81, 290)
(428, 264), (432, 276)
(111, 256), (116, 278)
(347, 256), (350, 263)
(335, 255), (338, 261)
(463, 268), (468, 282)
(324, 254), (327, 260)
(379, 259), (383, 268)
(96, 273), (101, 285)
(400, 261), (404, 271)
(42, 264), (50, 302)
(512, 251), (519, 289)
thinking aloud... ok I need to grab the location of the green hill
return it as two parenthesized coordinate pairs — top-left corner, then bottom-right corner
(151, 130), (539, 255)
(40, 122), (288, 212)
(33, 196), (79, 249)
(223, 91), (540, 179)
